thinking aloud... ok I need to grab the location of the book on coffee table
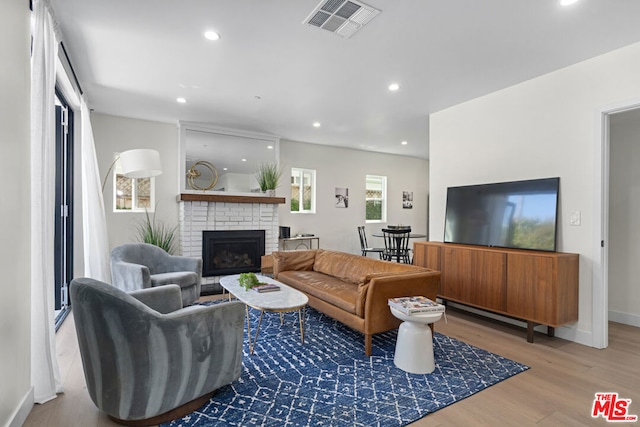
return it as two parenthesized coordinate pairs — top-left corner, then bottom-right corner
(251, 283), (281, 293)
(388, 296), (445, 315)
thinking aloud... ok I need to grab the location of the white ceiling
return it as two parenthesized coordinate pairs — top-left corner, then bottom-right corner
(49, 0), (640, 160)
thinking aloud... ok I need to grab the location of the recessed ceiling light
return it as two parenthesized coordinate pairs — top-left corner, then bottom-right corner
(241, 158), (247, 162)
(401, 141), (408, 145)
(560, 0), (579, 5)
(267, 145), (274, 149)
(176, 97), (187, 103)
(204, 31), (220, 41)
(388, 83), (400, 91)
(313, 122), (321, 128)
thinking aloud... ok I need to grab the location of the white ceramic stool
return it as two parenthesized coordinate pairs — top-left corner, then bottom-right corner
(390, 307), (443, 374)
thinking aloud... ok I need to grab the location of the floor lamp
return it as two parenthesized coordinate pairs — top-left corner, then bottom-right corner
(102, 149), (163, 192)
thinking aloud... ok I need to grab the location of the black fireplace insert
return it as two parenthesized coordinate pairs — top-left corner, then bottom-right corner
(202, 230), (265, 276)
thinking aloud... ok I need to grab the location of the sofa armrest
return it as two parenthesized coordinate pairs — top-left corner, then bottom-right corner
(129, 284), (183, 314)
(363, 271), (441, 333)
(111, 261), (151, 291)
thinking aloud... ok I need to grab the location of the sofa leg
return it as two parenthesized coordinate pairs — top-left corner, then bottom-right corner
(364, 334), (372, 356)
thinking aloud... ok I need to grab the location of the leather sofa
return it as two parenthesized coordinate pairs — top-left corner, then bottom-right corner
(272, 249), (440, 355)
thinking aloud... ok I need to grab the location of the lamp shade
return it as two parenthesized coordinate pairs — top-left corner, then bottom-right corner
(119, 149), (162, 179)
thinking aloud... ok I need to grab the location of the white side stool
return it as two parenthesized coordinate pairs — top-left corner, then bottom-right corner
(390, 307), (443, 374)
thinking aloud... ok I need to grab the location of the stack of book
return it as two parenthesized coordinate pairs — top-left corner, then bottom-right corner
(251, 283), (280, 293)
(388, 296), (445, 315)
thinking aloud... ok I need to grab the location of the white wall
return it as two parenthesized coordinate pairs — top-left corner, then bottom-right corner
(0, 1), (33, 425)
(278, 140), (429, 254)
(430, 41), (640, 346)
(609, 109), (640, 327)
(91, 114), (179, 250)
(91, 117), (430, 256)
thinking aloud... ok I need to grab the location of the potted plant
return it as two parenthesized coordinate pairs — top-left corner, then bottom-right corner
(255, 162), (283, 196)
(134, 209), (178, 254)
(238, 272), (260, 291)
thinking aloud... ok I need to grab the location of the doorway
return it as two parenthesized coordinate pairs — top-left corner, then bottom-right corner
(595, 101), (640, 349)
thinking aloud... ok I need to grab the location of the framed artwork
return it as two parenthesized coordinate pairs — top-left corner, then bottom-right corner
(335, 187), (348, 208)
(403, 191), (413, 209)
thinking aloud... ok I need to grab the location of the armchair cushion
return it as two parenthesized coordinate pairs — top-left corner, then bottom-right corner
(70, 277), (244, 424)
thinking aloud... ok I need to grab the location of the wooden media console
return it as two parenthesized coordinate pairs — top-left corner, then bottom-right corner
(413, 242), (579, 342)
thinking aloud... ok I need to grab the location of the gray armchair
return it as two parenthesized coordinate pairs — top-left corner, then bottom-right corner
(70, 277), (244, 425)
(111, 243), (202, 306)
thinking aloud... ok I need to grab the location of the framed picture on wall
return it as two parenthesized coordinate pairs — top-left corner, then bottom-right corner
(335, 187), (348, 208)
(403, 191), (413, 209)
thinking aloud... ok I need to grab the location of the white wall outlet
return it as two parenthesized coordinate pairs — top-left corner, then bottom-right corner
(570, 211), (581, 226)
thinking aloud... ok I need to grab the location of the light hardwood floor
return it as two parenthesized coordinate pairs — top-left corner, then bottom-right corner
(24, 301), (640, 427)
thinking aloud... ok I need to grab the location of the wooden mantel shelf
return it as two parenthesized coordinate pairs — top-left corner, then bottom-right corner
(178, 193), (286, 204)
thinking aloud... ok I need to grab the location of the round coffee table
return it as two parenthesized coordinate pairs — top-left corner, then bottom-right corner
(219, 274), (309, 355)
(390, 307), (443, 374)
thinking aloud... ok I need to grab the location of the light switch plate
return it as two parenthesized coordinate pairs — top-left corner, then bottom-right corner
(570, 211), (581, 226)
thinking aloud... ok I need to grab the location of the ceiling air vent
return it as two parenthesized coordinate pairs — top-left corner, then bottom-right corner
(304, 0), (381, 39)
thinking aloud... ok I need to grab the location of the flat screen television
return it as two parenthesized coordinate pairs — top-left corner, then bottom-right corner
(444, 177), (560, 252)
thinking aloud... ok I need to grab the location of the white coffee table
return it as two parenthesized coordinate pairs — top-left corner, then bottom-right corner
(390, 307), (443, 374)
(219, 274), (308, 355)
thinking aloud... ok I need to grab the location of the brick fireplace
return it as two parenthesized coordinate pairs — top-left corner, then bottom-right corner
(179, 193), (282, 294)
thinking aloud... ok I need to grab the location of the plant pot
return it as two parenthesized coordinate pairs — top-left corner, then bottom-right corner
(266, 189), (276, 197)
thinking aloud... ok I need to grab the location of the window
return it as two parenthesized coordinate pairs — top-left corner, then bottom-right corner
(291, 168), (316, 213)
(113, 154), (155, 212)
(54, 89), (74, 329)
(366, 175), (387, 222)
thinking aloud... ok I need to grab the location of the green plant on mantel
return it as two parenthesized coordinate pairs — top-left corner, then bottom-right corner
(238, 272), (260, 291)
(135, 208), (178, 254)
(255, 162), (283, 191)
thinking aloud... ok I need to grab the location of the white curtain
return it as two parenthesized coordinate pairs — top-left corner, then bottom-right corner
(81, 99), (111, 282)
(30, 0), (63, 403)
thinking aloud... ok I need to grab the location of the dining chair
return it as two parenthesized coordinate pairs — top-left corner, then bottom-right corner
(357, 226), (385, 259)
(382, 228), (412, 263)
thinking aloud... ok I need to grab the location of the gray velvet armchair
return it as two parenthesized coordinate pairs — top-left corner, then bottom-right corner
(110, 243), (202, 306)
(70, 277), (245, 425)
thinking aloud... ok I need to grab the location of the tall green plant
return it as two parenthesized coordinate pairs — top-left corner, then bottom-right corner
(135, 209), (178, 254)
(255, 162), (283, 191)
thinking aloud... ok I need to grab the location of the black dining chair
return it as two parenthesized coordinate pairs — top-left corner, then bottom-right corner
(357, 226), (385, 259)
(382, 228), (412, 263)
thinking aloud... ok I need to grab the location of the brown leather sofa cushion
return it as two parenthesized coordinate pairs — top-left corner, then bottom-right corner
(313, 249), (427, 284)
(272, 250), (317, 274)
(278, 270), (358, 315)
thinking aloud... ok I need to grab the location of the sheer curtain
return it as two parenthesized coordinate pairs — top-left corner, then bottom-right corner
(30, 0), (63, 403)
(81, 99), (111, 282)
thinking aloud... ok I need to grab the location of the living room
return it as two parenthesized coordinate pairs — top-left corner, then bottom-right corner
(4, 1), (640, 426)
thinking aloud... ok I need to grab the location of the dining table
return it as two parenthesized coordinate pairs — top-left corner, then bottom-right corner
(372, 231), (427, 263)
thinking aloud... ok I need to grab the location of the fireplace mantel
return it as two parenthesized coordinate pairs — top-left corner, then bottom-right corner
(178, 193), (286, 204)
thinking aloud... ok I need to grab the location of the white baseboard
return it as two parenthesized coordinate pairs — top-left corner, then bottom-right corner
(8, 386), (33, 427)
(609, 309), (640, 328)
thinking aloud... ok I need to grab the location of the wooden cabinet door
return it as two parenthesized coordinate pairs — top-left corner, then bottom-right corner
(507, 253), (579, 326)
(507, 254), (555, 324)
(442, 247), (506, 311)
(412, 242), (441, 270)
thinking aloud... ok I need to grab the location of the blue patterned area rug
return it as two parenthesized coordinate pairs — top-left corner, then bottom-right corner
(163, 303), (529, 427)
